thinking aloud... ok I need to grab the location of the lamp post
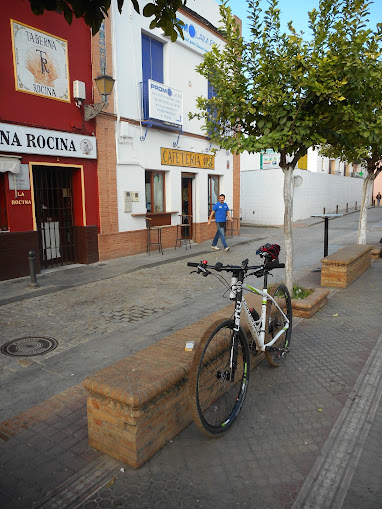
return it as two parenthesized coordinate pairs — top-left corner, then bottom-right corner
(84, 74), (115, 121)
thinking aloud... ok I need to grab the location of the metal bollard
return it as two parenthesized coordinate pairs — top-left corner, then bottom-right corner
(323, 207), (326, 214)
(355, 201), (357, 210)
(336, 205), (338, 214)
(346, 203), (348, 213)
(28, 250), (39, 288)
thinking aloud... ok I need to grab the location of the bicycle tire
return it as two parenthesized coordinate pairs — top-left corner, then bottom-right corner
(189, 319), (250, 437)
(265, 284), (292, 367)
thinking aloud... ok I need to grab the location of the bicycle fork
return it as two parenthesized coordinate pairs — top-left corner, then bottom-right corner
(228, 273), (244, 382)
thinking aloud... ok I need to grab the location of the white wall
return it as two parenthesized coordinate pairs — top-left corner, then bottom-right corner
(241, 168), (364, 225)
(110, 0), (234, 233)
(116, 123), (233, 231)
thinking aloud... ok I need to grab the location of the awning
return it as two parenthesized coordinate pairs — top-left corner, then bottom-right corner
(0, 156), (21, 174)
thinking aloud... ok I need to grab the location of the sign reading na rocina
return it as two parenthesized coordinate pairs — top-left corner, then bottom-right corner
(0, 122), (97, 159)
(11, 20), (70, 102)
(161, 148), (214, 169)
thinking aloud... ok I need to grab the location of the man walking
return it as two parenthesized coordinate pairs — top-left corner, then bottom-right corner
(208, 194), (233, 251)
(376, 192), (381, 207)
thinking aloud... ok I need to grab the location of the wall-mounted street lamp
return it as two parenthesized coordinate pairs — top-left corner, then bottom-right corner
(73, 75), (115, 122)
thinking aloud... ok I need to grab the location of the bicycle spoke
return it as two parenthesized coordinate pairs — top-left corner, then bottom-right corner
(265, 284), (292, 367)
(189, 320), (250, 436)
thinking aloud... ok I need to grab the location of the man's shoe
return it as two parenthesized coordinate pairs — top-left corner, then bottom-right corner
(211, 245), (220, 251)
(224, 246), (230, 251)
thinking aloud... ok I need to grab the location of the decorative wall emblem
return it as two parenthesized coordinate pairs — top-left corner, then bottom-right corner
(11, 20), (70, 102)
(80, 139), (93, 155)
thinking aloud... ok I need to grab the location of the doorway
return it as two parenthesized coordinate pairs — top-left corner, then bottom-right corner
(181, 174), (194, 239)
(33, 165), (76, 269)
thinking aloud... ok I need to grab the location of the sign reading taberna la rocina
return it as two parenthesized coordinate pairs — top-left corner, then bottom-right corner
(11, 20), (70, 102)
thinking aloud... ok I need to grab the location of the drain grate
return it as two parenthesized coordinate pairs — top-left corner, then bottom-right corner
(1, 336), (58, 357)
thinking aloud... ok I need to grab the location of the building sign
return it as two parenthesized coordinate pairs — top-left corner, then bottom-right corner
(260, 150), (279, 169)
(11, 195), (32, 206)
(148, 80), (183, 127)
(11, 20), (70, 102)
(0, 122), (97, 159)
(176, 12), (221, 55)
(8, 164), (30, 190)
(161, 148), (214, 169)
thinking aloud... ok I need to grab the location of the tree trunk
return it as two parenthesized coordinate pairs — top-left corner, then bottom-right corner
(357, 173), (374, 244)
(282, 166), (294, 293)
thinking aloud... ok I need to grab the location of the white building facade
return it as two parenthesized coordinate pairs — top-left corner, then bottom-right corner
(240, 148), (365, 226)
(94, 0), (240, 260)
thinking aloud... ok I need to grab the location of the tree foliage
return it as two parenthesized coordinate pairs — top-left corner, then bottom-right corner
(27, 0), (187, 40)
(318, 2), (382, 243)
(190, 0), (381, 289)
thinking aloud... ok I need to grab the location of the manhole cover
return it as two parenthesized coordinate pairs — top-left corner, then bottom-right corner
(1, 336), (58, 357)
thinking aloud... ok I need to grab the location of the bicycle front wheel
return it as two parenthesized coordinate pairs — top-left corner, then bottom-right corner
(189, 319), (250, 437)
(265, 283), (292, 367)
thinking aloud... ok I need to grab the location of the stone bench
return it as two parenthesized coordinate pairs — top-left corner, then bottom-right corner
(371, 247), (381, 259)
(83, 293), (263, 469)
(321, 244), (373, 288)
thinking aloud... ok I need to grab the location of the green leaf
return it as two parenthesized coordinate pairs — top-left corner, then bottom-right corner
(143, 3), (156, 17)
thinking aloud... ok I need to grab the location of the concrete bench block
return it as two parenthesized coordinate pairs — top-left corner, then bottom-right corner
(321, 244), (372, 288)
(84, 293), (263, 468)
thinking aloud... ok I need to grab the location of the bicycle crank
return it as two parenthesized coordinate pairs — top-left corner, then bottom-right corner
(265, 346), (290, 353)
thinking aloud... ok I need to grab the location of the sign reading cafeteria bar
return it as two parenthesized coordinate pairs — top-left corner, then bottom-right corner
(161, 148), (214, 169)
(0, 122), (97, 159)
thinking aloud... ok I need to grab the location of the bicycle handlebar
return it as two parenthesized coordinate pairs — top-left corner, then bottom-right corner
(187, 261), (285, 272)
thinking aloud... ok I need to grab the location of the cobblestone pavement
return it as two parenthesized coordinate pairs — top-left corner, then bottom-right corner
(0, 208), (381, 508)
(79, 261), (382, 509)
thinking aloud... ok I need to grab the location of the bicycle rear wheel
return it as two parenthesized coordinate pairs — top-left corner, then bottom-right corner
(265, 284), (292, 367)
(189, 319), (250, 437)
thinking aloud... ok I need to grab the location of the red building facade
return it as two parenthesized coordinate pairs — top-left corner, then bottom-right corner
(0, 4), (99, 280)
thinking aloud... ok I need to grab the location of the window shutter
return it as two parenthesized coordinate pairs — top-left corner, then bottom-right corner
(151, 39), (163, 83)
(142, 35), (163, 83)
(142, 35), (151, 83)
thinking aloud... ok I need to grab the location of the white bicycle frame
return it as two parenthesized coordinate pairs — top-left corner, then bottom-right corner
(233, 282), (290, 352)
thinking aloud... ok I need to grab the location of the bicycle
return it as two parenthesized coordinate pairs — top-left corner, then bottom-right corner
(187, 244), (292, 437)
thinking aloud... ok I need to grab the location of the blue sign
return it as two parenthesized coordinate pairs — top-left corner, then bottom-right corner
(176, 12), (221, 55)
(148, 80), (183, 127)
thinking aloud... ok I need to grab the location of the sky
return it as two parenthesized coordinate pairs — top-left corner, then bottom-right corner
(227, 0), (382, 40)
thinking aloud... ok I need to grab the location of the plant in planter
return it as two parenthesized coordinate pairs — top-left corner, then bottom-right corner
(290, 283), (329, 318)
(292, 284), (313, 300)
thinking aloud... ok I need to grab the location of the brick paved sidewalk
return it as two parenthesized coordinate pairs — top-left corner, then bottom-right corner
(0, 259), (381, 508)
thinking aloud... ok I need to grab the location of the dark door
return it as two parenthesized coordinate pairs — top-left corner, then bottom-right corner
(181, 176), (193, 239)
(33, 165), (75, 269)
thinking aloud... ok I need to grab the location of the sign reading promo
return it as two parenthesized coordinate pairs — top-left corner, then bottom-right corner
(11, 20), (70, 102)
(0, 122), (97, 159)
(148, 80), (183, 127)
(176, 12), (221, 55)
(161, 148), (214, 169)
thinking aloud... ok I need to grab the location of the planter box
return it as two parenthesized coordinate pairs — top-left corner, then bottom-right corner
(292, 288), (330, 318)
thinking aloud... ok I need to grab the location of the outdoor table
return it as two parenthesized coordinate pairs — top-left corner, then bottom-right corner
(311, 214), (343, 257)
